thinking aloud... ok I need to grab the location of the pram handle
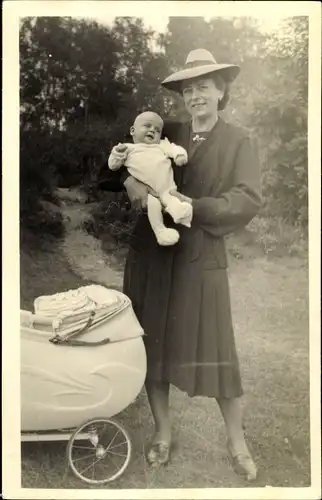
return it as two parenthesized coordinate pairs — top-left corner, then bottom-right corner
(49, 311), (111, 347)
(49, 336), (111, 347)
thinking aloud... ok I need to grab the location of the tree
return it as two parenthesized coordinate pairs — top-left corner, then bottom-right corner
(111, 17), (170, 119)
(20, 16), (124, 233)
(20, 17), (127, 130)
(247, 17), (308, 226)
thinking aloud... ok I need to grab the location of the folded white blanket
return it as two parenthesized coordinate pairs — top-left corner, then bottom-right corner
(32, 285), (129, 337)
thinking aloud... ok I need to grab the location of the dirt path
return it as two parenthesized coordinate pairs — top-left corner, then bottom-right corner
(58, 191), (123, 290)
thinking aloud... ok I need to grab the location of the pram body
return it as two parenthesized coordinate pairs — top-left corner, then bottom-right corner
(21, 286), (147, 484)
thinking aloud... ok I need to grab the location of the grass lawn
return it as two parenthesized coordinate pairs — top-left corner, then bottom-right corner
(20, 238), (310, 490)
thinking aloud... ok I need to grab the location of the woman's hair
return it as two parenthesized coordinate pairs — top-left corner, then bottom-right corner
(211, 73), (231, 111)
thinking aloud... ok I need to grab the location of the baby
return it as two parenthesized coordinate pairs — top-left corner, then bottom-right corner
(108, 111), (192, 246)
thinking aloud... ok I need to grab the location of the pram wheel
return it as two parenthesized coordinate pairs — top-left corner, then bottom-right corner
(67, 417), (132, 484)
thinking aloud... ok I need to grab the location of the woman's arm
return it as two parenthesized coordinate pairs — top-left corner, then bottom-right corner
(192, 137), (262, 237)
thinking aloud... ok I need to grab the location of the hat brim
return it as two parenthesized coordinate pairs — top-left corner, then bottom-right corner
(161, 64), (240, 93)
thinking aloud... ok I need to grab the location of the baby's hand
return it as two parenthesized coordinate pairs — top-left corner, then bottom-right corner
(115, 143), (128, 154)
(175, 154), (188, 166)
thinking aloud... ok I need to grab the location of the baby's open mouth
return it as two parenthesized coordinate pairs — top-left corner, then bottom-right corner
(146, 133), (155, 139)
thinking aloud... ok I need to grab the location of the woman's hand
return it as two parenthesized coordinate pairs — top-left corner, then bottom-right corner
(170, 190), (192, 205)
(124, 176), (158, 210)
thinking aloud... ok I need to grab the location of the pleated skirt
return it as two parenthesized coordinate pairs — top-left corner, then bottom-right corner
(123, 243), (243, 398)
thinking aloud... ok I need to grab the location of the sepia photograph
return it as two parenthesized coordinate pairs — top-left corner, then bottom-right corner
(2, 1), (321, 499)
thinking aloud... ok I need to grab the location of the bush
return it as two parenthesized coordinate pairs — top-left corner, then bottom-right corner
(246, 215), (308, 257)
(21, 208), (65, 238)
(84, 194), (139, 247)
(246, 17), (308, 229)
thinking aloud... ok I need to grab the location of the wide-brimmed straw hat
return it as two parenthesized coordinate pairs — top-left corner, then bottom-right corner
(161, 48), (240, 93)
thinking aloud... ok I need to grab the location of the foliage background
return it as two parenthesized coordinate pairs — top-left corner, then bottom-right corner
(20, 16), (308, 255)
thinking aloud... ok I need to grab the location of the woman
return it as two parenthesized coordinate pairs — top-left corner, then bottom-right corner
(100, 48), (261, 481)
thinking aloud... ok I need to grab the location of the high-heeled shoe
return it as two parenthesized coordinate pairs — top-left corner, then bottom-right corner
(227, 442), (257, 481)
(146, 441), (172, 467)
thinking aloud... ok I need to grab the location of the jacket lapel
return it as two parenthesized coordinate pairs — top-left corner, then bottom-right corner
(183, 118), (225, 198)
(172, 119), (225, 194)
(190, 117), (223, 164)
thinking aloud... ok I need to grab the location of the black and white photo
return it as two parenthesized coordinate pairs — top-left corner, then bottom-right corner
(2, 2), (321, 499)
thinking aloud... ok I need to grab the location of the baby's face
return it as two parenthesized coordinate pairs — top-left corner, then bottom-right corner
(130, 112), (163, 144)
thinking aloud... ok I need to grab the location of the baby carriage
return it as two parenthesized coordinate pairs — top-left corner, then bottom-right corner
(21, 285), (147, 485)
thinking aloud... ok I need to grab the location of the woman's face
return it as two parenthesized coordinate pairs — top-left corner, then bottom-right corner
(182, 76), (224, 119)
